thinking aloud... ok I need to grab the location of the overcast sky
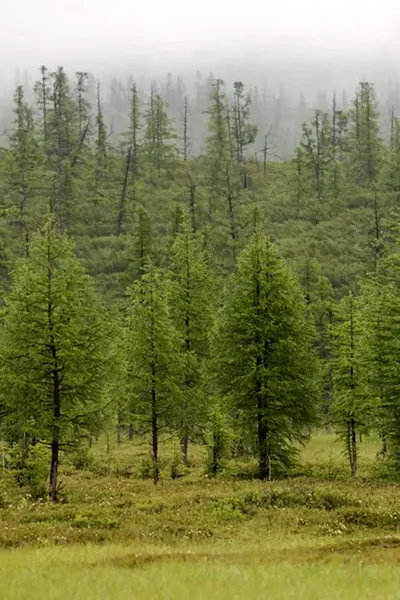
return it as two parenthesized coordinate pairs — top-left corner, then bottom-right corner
(1, 0), (398, 73)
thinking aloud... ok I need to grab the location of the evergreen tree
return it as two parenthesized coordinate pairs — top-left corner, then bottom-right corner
(142, 89), (178, 179)
(300, 110), (332, 201)
(361, 254), (400, 471)
(126, 261), (181, 482)
(170, 219), (212, 464)
(331, 293), (367, 476)
(232, 81), (258, 165)
(0, 219), (118, 501)
(3, 85), (42, 247)
(212, 231), (319, 478)
(205, 79), (241, 267)
(347, 82), (382, 187)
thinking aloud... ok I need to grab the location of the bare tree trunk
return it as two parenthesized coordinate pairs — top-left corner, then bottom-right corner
(188, 183), (196, 233)
(116, 148), (131, 236)
(181, 434), (189, 467)
(48, 243), (61, 502)
(351, 418), (357, 477)
(151, 370), (159, 484)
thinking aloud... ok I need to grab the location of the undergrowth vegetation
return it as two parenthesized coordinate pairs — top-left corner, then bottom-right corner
(0, 434), (398, 550)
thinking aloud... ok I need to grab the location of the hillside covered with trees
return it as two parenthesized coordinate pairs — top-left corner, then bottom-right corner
(1, 66), (400, 500)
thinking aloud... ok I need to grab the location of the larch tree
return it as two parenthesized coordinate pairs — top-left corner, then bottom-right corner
(0, 219), (118, 501)
(126, 261), (181, 483)
(331, 293), (367, 476)
(205, 78), (240, 267)
(300, 110), (332, 201)
(3, 85), (42, 248)
(361, 254), (400, 471)
(212, 231), (319, 479)
(142, 89), (178, 180)
(347, 82), (382, 188)
(169, 219), (213, 465)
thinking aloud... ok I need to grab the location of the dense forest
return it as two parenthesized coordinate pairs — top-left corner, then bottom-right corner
(1, 66), (400, 501)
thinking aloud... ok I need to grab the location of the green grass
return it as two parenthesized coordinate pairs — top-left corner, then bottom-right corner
(2, 538), (400, 600)
(0, 433), (399, 599)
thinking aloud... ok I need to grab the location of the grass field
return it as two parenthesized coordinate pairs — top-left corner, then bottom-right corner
(1, 433), (400, 599)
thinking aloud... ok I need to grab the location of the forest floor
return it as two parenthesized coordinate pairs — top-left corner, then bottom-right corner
(1, 434), (400, 599)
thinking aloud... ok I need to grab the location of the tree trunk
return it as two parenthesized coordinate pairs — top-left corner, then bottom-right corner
(116, 410), (123, 445)
(48, 258), (61, 502)
(351, 418), (357, 477)
(257, 408), (269, 480)
(151, 385), (159, 484)
(116, 148), (131, 236)
(211, 429), (220, 475)
(49, 439), (59, 502)
(181, 434), (189, 467)
(128, 424), (134, 442)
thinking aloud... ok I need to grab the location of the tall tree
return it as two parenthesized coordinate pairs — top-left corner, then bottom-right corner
(347, 82), (382, 187)
(126, 261), (181, 482)
(331, 293), (367, 476)
(170, 220), (212, 464)
(142, 90), (178, 178)
(232, 81), (257, 165)
(0, 219), (118, 501)
(300, 110), (332, 201)
(212, 231), (319, 478)
(3, 85), (42, 246)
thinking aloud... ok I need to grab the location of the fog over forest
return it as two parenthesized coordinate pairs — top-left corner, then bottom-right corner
(2, 0), (399, 85)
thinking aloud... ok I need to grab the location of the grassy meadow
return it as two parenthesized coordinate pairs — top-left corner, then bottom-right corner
(1, 433), (400, 599)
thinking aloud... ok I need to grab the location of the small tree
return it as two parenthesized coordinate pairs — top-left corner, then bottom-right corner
(170, 219), (212, 464)
(0, 219), (118, 501)
(361, 255), (400, 471)
(212, 231), (319, 478)
(331, 293), (367, 476)
(126, 261), (181, 483)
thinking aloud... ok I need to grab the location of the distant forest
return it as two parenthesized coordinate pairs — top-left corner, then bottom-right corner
(1, 67), (400, 159)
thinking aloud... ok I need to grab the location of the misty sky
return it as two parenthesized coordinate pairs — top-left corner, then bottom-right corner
(2, 0), (398, 71)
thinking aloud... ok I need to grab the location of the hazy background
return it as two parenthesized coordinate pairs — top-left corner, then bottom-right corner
(1, 0), (398, 155)
(2, 0), (399, 86)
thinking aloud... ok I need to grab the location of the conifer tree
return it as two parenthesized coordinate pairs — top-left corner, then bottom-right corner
(361, 255), (400, 471)
(125, 82), (141, 175)
(75, 72), (90, 139)
(0, 219), (118, 501)
(205, 79), (241, 266)
(298, 258), (334, 422)
(347, 82), (382, 187)
(142, 90), (178, 178)
(300, 110), (332, 201)
(212, 231), (319, 478)
(34, 65), (51, 146)
(331, 293), (367, 476)
(126, 261), (181, 482)
(127, 204), (153, 281)
(3, 85), (42, 246)
(170, 219), (212, 464)
(232, 81), (258, 164)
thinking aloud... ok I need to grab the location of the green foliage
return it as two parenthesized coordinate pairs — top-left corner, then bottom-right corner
(360, 252), (400, 472)
(0, 219), (120, 499)
(6, 443), (49, 499)
(0, 67), (399, 495)
(331, 294), (370, 476)
(212, 231), (319, 478)
(169, 219), (213, 462)
(126, 261), (182, 482)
